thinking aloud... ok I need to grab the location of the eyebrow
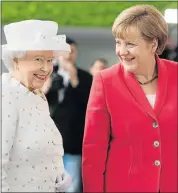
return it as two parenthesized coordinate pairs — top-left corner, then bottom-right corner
(33, 55), (54, 59)
(33, 55), (45, 58)
(115, 38), (139, 43)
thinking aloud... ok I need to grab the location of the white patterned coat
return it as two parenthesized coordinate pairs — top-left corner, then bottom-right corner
(1, 73), (64, 192)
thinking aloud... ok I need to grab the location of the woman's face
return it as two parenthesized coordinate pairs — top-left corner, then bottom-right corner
(14, 50), (54, 90)
(115, 27), (157, 73)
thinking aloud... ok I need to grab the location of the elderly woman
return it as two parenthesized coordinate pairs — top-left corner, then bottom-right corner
(82, 5), (177, 192)
(1, 20), (72, 192)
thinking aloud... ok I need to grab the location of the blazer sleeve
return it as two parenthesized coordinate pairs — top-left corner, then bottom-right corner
(2, 88), (18, 192)
(82, 73), (110, 192)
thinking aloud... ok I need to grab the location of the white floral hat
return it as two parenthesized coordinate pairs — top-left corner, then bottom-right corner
(2, 19), (71, 52)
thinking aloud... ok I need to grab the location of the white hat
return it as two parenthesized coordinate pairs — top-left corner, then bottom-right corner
(2, 19), (71, 52)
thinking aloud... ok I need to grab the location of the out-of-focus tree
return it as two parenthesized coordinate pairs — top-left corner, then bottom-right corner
(2, 2), (177, 27)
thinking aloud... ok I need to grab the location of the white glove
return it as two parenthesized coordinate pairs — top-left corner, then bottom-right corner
(55, 170), (72, 192)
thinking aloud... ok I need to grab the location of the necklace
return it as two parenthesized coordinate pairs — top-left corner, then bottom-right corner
(137, 63), (158, 85)
(137, 75), (158, 85)
(38, 89), (47, 101)
(33, 89), (47, 101)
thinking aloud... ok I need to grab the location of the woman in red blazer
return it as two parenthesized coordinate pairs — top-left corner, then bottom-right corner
(82, 5), (177, 193)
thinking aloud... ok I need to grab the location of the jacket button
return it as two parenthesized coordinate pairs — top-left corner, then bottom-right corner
(154, 160), (161, 166)
(153, 122), (159, 128)
(154, 141), (160, 147)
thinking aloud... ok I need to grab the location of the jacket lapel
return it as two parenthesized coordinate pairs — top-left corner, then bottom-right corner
(122, 67), (157, 120)
(121, 56), (167, 120)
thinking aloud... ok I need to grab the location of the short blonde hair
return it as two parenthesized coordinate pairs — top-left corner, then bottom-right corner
(112, 5), (168, 55)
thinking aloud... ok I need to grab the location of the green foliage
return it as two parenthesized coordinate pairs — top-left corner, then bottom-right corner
(2, 1), (177, 27)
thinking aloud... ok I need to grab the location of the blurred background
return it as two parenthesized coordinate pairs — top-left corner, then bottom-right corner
(1, 1), (178, 73)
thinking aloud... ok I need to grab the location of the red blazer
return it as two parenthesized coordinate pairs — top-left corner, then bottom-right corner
(82, 57), (177, 192)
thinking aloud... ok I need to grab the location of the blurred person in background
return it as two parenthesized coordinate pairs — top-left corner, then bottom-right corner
(1, 20), (72, 192)
(44, 37), (92, 192)
(174, 44), (178, 61)
(89, 58), (108, 76)
(159, 34), (177, 61)
(82, 5), (177, 192)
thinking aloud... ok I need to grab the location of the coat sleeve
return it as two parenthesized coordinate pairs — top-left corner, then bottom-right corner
(1, 88), (18, 192)
(82, 73), (110, 192)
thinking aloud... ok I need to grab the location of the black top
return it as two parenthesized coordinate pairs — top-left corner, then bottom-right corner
(46, 67), (92, 155)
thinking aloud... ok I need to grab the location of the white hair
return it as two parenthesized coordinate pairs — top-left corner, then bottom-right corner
(1, 49), (60, 72)
(2, 48), (27, 71)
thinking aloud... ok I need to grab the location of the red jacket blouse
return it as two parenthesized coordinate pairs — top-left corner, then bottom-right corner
(82, 57), (177, 192)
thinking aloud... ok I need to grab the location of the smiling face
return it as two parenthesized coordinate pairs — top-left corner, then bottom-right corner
(115, 27), (157, 73)
(13, 50), (54, 90)
(112, 5), (168, 73)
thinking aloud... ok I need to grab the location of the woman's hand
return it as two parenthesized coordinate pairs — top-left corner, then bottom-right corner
(55, 170), (72, 192)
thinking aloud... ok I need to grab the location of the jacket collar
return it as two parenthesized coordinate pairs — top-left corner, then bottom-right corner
(122, 56), (168, 121)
